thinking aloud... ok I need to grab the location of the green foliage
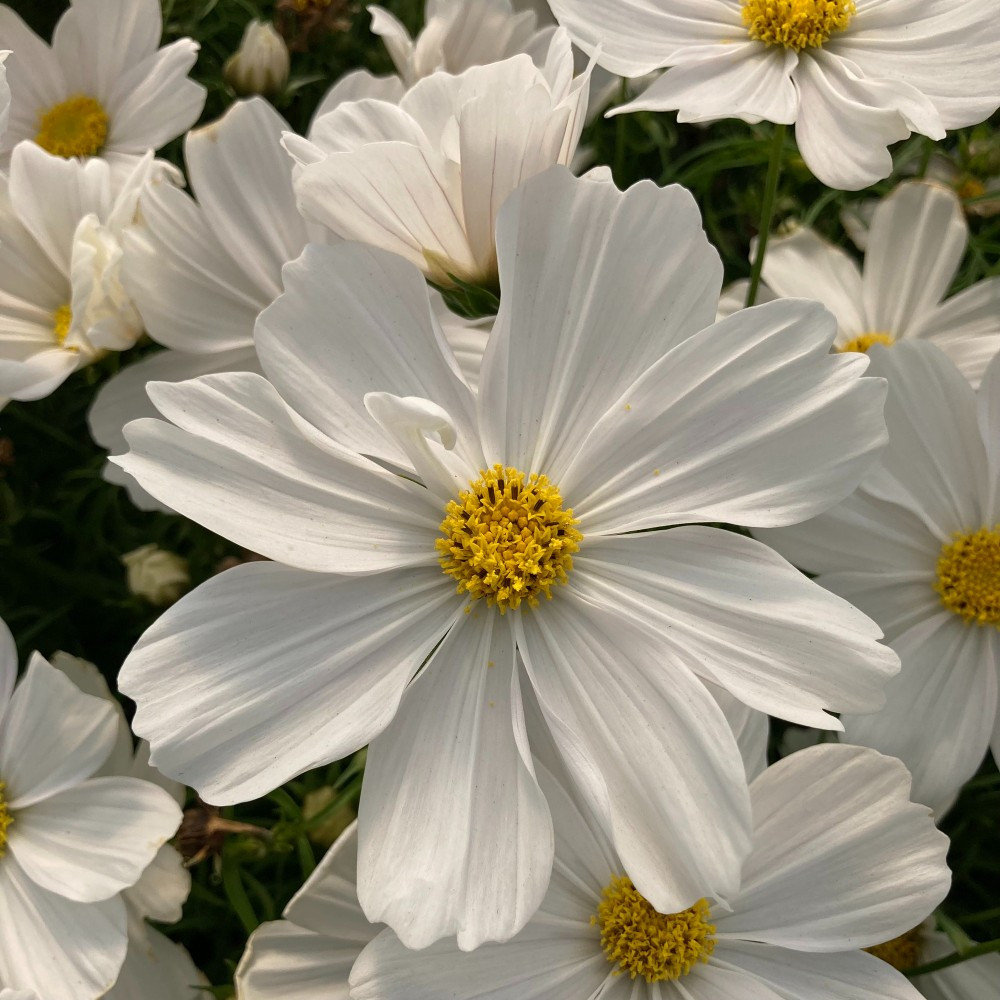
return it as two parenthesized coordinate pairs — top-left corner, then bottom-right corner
(1, 0), (998, 988)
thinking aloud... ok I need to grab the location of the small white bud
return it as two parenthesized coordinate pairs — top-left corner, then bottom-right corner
(224, 20), (290, 98)
(123, 544), (190, 606)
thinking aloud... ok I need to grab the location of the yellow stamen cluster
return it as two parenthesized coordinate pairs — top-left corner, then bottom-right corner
(864, 927), (923, 971)
(290, 0), (335, 10)
(935, 527), (1000, 626)
(742, 0), (856, 51)
(36, 95), (109, 158)
(839, 332), (894, 354)
(0, 781), (12, 857)
(53, 304), (73, 346)
(436, 464), (582, 613)
(594, 876), (716, 982)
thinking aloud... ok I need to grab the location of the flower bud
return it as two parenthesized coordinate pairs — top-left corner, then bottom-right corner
(224, 21), (290, 98)
(122, 544), (190, 606)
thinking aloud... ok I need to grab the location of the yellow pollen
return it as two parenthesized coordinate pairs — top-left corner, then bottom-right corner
(839, 332), (894, 354)
(52, 304), (73, 345)
(594, 876), (716, 982)
(36, 95), (109, 158)
(436, 464), (582, 613)
(935, 526), (1000, 626)
(864, 927), (923, 971)
(958, 178), (987, 201)
(742, 0), (856, 51)
(0, 781), (12, 857)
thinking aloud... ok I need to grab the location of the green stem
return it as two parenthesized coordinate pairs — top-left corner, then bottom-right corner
(745, 123), (787, 308)
(905, 938), (1000, 977)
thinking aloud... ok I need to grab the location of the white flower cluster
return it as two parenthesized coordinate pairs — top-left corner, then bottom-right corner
(0, 0), (999, 997)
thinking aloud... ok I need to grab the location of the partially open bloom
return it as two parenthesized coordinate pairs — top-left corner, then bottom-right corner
(762, 342), (1000, 814)
(549, 0), (1000, 189)
(369, 0), (554, 88)
(87, 97), (485, 509)
(350, 744), (950, 1000)
(287, 31), (592, 286)
(122, 544), (190, 606)
(0, 142), (163, 406)
(760, 181), (1000, 385)
(115, 168), (895, 951)
(0, 619), (182, 999)
(0, 0), (205, 171)
(224, 20), (291, 98)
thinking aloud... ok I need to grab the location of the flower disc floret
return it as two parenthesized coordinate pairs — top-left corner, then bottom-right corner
(52, 305), (73, 346)
(935, 527), (1000, 626)
(840, 332), (894, 354)
(36, 96), (109, 158)
(742, 0), (855, 51)
(594, 876), (716, 982)
(436, 464), (582, 613)
(0, 780), (12, 857)
(864, 927), (923, 971)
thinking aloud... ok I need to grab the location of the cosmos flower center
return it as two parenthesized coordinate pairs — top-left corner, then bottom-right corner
(36, 95), (109, 158)
(436, 464), (582, 613)
(0, 780), (12, 857)
(839, 332), (895, 354)
(741, 0), (856, 51)
(53, 304), (73, 346)
(594, 876), (716, 982)
(864, 926), (923, 971)
(935, 527), (1000, 626)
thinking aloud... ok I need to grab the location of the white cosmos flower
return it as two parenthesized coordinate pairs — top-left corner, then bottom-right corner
(286, 30), (592, 287)
(548, 0), (1000, 190)
(87, 96), (487, 510)
(47, 653), (206, 1000)
(234, 692), (767, 1000)
(866, 918), (1000, 1000)
(0, 141), (164, 406)
(114, 167), (896, 951)
(350, 743), (950, 1000)
(369, 0), (555, 88)
(0, 0), (204, 171)
(758, 181), (1000, 387)
(760, 341), (1000, 816)
(0, 620), (182, 1000)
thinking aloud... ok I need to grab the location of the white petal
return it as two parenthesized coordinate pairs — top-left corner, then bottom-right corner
(51, 0), (160, 101)
(714, 940), (925, 1000)
(185, 99), (308, 298)
(368, 5), (415, 79)
(0, 348), (81, 404)
(831, 0), (1000, 130)
(863, 342), (986, 538)
(306, 98), (430, 154)
(0, 613), (15, 710)
(546, 0), (738, 76)
(564, 300), (886, 532)
(915, 928), (1000, 1000)
(123, 844), (190, 925)
(667, 961), (785, 999)
(311, 68), (404, 123)
(707, 682), (769, 782)
(718, 744), (950, 950)
(358, 611), (553, 950)
(518, 594), (751, 914)
(104, 39), (205, 153)
(255, 243), (480, 469)
(104, 924), (206, 1000)
(87, 346), (261, 511)
(762, 226), (867, 339)
(843, 615), (998, 815)
(121, 561), (458, 805)
(114, 372), (441, 573)
(573, 528), (898, 728)
(8, 776), (181, 903)
(613, 44), (798, 126)
(862, 182), (967, 339)
(350, 925), (607, 1000)
(978, 349), (1000, 522)
(0, 853), (127, 1000)
(794, 52), (917, 190)
(480, 168), (722, 483)
(122, 180), (263, 354)
(0, 654), (118, 809)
